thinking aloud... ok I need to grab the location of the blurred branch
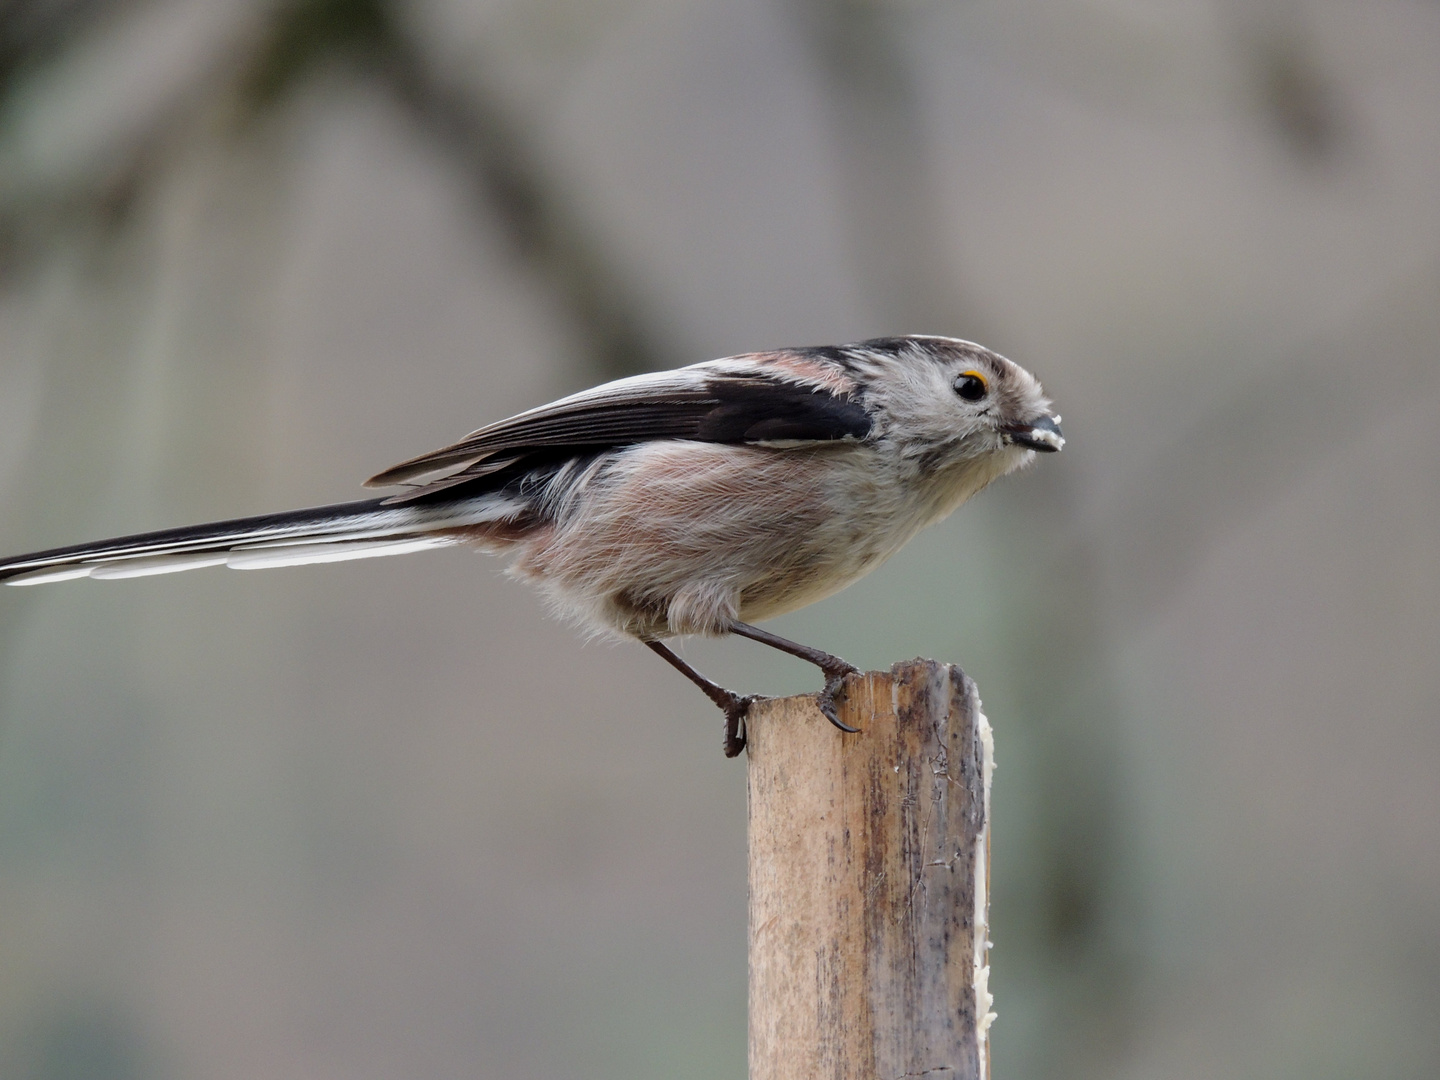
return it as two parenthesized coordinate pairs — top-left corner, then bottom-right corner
(240, 0), (388, 106)
(240, 0), (675, 376)
(378, 27), (668, 377)
(0, 0), (675, 375)
(1247, 24), (1347, 164)
(0, 0), (251, 281)
(0, 95), (189, 281)
(0, 0), (117, 106)
(1225, 0), (1351, 167)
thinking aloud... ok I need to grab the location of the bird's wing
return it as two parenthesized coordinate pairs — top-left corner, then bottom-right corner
(364, 352), (872, 500)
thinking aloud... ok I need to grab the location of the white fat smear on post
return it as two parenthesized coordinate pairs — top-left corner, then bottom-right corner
(973, 695), (996, 1079)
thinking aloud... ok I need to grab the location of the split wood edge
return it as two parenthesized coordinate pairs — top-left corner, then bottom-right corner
(746, 659), (995, 1080)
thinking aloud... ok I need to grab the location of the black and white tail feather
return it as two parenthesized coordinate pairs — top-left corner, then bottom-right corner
(0, 336), (1062, 756)
(0, 496), (516, 585)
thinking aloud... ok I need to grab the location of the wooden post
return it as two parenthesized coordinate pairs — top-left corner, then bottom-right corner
(747, 659), (995, 1080)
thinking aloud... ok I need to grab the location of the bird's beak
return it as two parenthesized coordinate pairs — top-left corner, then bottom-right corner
(1002, 414), (1064, 453)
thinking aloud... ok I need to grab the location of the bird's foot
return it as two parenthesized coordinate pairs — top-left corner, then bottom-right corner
(723, 693), (760, 758)
(725, 622), (862, 735)
(816, 661), (861, 733)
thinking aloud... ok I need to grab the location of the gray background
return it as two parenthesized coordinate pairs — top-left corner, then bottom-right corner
(1, 1), (1438, 1077)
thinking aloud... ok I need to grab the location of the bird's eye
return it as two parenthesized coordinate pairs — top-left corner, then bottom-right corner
(954, 371), (988, 401)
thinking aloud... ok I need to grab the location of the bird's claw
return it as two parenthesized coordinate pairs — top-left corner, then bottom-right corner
(723, 694), (759, 758)
(818, 665), (861, 734)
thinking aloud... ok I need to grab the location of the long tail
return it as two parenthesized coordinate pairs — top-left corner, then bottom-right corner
(0, 495), (522, 586)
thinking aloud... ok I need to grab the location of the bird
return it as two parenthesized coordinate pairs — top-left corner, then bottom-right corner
(0, 335), (1062, 756)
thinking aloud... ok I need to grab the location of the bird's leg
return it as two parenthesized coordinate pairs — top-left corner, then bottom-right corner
(727, 622), (861, 734)
(644, 640), (756, 757)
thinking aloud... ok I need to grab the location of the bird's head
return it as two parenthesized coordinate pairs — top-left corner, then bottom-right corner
(844, 335), (1063, 473)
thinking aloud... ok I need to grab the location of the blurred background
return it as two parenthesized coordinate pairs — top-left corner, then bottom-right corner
(0, 0), (1437, 1077)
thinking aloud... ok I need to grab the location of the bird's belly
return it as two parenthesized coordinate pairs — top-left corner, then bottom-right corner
(510, 442), (911, 637)
(733, 516), (917, 623)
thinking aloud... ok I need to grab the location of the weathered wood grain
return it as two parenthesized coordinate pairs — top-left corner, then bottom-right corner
(747, 659), (994, 1080)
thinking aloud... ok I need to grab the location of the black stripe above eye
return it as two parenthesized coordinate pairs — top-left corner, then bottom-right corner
(854, 337), (911, 354)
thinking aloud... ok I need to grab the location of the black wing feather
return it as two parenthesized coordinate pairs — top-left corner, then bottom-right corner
(368, 365), (871, 503)
(694, 375), (871, 442)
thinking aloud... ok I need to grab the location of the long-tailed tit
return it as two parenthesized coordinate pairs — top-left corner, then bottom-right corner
(0, 335), (1062, 755)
